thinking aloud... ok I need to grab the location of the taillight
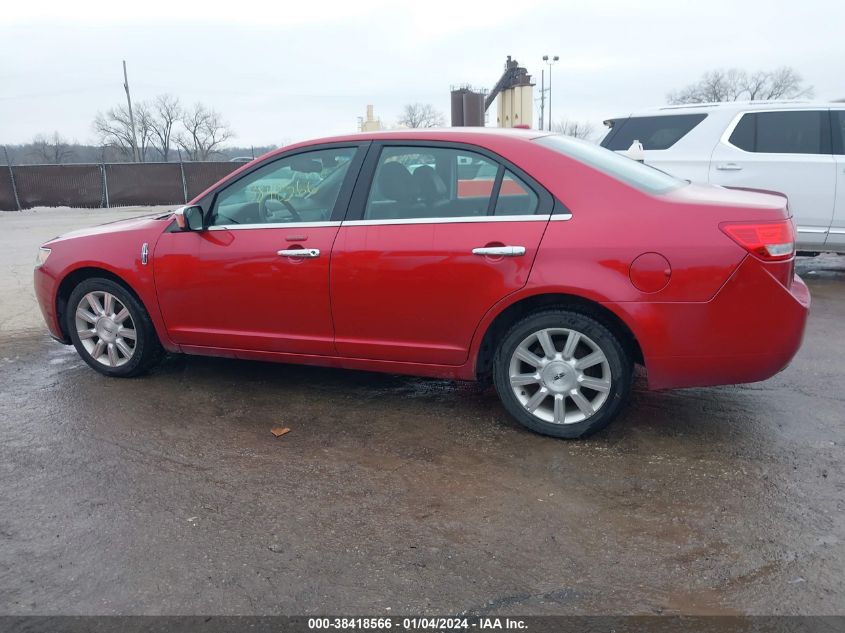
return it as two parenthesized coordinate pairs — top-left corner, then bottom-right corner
(720, 220), (795, 261)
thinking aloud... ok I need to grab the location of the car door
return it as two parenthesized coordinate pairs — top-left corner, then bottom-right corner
(709, 109), (835, 249)
(827, 109), (845, 251)
(154, 144), (365, 354)
(329, 142), (554, 366)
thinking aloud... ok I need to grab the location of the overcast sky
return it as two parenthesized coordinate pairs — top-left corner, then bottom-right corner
(1, 0), (843, 148)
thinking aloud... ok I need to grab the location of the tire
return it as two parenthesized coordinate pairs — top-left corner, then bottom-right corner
(66, 277), (163, 377)
(493, 310), (633, 439)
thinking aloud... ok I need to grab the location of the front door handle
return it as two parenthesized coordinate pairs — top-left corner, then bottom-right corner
(277, 248), (320, 258)
(715, 163), (743, 171)
(472, 246), (526, 257)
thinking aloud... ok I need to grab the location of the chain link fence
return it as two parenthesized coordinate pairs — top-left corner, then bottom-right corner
(0, 161), (243, 211)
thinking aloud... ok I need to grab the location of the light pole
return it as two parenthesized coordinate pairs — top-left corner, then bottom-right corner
(542, 55), (559, 131)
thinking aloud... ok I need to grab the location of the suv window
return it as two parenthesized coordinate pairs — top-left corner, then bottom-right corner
(601, 114), (706, 151)
(209, 146), (357, 226)
(728, 111), (829, 154)
(832, 111), (845, 155)
(364, 146), (538, 220)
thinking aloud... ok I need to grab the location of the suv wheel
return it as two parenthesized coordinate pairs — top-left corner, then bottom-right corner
(493, 310), (633, 439)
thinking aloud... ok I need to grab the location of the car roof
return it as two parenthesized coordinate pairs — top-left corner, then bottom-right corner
(257, 127), (553, 161)
(605, 100), (845, 121)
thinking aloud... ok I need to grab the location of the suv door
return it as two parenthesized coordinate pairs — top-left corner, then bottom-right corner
(709, 109), (835, 250)
(329, 142), (554, 365)
(828, 110), (845, 252)
(154, 144), (365, 354)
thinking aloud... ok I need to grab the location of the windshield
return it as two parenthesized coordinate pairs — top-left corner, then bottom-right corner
(535, 134), (684, 195)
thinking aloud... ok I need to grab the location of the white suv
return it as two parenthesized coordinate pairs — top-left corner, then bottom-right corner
(600, 101), (845, 253)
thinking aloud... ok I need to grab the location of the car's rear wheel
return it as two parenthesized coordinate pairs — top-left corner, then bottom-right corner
(66, 277), (163, 377)
(493, 310), (633, 439)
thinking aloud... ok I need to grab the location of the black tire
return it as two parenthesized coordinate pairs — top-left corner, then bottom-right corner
(66, 277), (163, 377)
(492, 310), (633, 439)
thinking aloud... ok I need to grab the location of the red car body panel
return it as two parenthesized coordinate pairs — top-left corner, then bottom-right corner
(329, 219), (548, 365)
(34, 128), (810, 392)
(153, 226), (340, 355)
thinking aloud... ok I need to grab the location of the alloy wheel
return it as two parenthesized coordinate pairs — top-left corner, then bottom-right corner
(508, 327), (611, 424)
(74, 291), (137, 368)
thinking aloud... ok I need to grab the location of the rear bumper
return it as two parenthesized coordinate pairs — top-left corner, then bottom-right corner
(608, 256), (810, 390)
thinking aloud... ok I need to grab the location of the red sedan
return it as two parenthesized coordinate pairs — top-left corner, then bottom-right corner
(33, 129), (809, 438)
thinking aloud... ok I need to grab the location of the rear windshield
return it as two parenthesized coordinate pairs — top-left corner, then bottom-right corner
(601, 114), (707, 151)
(535, 135), (684, 195)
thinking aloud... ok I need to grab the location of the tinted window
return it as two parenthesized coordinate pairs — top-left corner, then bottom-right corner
(494, 170), (538, 216)
(728, 111), (828, 154)
(210, 147), (357, 226)
(832, 111), (845, 155)
(365, 146), (531, 221)
(537, 135), (684, 195)
(602, 114), (706, 151)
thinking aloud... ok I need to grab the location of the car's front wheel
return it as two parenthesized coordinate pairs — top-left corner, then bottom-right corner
(493, 310), (633, 439)
(66, 277), (163, 377)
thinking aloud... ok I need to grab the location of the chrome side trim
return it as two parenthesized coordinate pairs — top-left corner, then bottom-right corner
(796, 227), (829, 234)
(206, 214), (574, 230)
(140, 242), (149, 265)
(207, 221), (342, 231)
(341, 214), (566, 227)
(827, 228), (845, 235)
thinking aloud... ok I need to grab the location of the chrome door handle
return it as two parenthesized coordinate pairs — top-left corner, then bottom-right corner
(716, 163), (743, 171)
(472, 246), (526, 257)
(277, 248), (320, 258)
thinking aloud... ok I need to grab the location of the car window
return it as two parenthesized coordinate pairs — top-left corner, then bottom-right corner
(494, 170), (538, 216)
(728, 111), (828, 154)
(209, 147), (357, 226)
(601, 114), (707, 151)
(536, 134), (684, 195)
(365, 146), (510, 220)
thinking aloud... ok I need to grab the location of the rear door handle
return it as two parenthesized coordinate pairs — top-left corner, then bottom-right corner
(277, 248), (320, 258)
(716, 163), (743, 171)
(472, 246), (526, 257)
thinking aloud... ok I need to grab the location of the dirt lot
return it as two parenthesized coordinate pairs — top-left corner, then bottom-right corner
(0, 208), (843, 615)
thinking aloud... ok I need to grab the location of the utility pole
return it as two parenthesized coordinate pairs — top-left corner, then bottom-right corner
(539, 69), (545, 131)
(123, 60), (140, 163)
(543, 55), (559, 131)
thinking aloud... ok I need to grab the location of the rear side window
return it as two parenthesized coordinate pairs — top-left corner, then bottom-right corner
(494, 170), (538, 216)
(601, 114), (706, 151)
(728, 111), (830, 154)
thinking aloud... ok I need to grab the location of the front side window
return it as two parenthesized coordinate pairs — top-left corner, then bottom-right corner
(601, 114), (707, 151)
(537, 134), (684, 195)
(728, 111), (828, 154)
(364, 146), (540, 220)
(209, 146), (357, 226)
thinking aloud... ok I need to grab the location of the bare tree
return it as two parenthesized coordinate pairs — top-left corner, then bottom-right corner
(398, 103), (445, 128)
(134, 103), (154, 162)
(552, 118), (596, 140)
(148, 94), (181, 162)
(668, 67), (813, 104)
(175, 103), (234, 161)
(30, 132), (74, 164)
(93, 105), (139, 161)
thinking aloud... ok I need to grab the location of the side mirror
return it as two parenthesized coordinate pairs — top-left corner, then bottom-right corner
(174, 205), (205, 231)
